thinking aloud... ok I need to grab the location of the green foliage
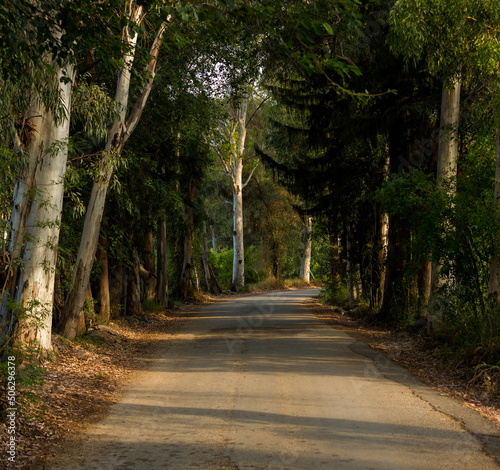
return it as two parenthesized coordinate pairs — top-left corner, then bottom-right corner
(209, 245), (262, 290)
(72, 81), (118, 143)
(0, 346), (46, 419)
(0, 146), (18, 251)
(209, 249), (234, 290)
(376, 134), (499, 337)
(142, 299), (165, 315)
(389, 0), (500, 80)
(319, 281), (350, 308)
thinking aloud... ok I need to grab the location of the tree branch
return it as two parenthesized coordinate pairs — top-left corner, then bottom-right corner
(122, 19), (169, 148)
(242, 162), (259, 188)
(247, 96), (269, 127)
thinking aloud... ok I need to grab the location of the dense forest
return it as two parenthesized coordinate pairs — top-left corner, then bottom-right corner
(1, 0), (500, 373)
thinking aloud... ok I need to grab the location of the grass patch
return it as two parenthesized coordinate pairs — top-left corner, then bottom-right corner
(142, 299), (166, 315)
(241, 277), (318, 293)
(75, 333), (105, 347)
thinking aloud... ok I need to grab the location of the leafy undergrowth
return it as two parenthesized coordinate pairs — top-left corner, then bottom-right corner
(306, 298), (500, 428)
(0, 304), (202, 470)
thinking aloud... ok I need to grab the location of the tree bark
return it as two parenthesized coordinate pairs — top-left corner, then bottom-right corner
(0, 60), (73, 352)
(157, 218), (169, 307)
(376, 150), (390, 306)
(346, 225), (358, 308)
(125, 249), (142, 316)
(201, 254), (213, 293)
(211, 225), (217, 253)
(77, 285), (94, 336)
(143, 226), (157, 302)
(193, 265), (200, 292)
(231, 160), (245, 290)
(300, 216), (313, 282)
(96, 234), (111, 324)
(329, 235), (342, 283)
(230, 97), (249, 291)
(109, 263), (124, 317)
(208, 262), (223, 294)
(431, 79), (461, 288)
(428, 79), (461, 331)
(179, 179), (196, 300)
(202, 222), (213, 293)
(60, 9), (167, 340)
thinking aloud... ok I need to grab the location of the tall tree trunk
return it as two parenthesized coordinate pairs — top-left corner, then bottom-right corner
(143, 226), (156, 302)
(271, 239), (280, 280)
(431, 79), (461, 286)
(157, 218), (168, 307)
(211, 225), (217, 253)
(377, 210), (389, 306)
(300, 216), (313, 282)
(61, 179), (111, 338)
(381, 214), (409, 322)
(96, 234), (111, 324)
(418, 258), (433, 312)
(60, 10), (167, 340)
(193, 265), (200, 292)
(202, 223), (213, 293)
(376, 150), (390, 306)
(109, 263), (124, 317)
(230, 97), (250, 291)
(488, 126), (500, 302)
(354, 260), (363, 300)
(0, 61), (73, 352)
(329, 235), (342, 283)
(201, 254), (213, 293)
(231, 160), (245, 290)
(346, 225), (358, 308)
(179, 179), (196, 300)
(125, 249), (142, 316)
(428, 79), (461, 331)
(77, 285), (94, 336)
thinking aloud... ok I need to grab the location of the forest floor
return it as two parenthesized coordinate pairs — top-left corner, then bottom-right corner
(3, 288), (500, 469)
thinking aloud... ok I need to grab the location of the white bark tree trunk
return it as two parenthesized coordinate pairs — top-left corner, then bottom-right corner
(436, 79), (461, 191)
(0, 61), (73, 351)
(428, 78), (461, 332)
(232, 160), (245, 290)
(230, 97), (249, 291)
(300, 216), (313, 282)
(429, 82), (460, 292)
(61, 10), (167, 340)
(214, 95), (257, 292)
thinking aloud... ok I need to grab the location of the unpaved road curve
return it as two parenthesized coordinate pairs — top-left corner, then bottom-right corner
(49, 289), (500, 469)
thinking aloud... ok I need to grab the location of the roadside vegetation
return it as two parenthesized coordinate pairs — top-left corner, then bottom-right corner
(1, 0), (500, 465)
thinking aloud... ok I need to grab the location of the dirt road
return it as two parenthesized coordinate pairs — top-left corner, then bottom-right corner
(49, 289), (500, 469)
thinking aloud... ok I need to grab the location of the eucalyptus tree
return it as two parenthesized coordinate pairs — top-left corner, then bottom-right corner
(300, 216), (313, 282)
(213, 93), (263, 290)
(60, 3), (171, 340)
(389, 0), (500, 316)
(0, 0), (124, 353)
